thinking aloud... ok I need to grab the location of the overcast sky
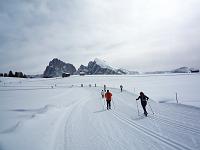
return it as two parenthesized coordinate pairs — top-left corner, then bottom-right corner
(0, 0), (200, 74)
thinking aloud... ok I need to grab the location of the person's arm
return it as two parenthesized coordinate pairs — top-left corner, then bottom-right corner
(136, 96), (140, 100)
(145, 95), (149, 101)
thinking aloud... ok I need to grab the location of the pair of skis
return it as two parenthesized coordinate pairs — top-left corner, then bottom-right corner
(103, 99), (115, 110)
(136, 100), (154, 117)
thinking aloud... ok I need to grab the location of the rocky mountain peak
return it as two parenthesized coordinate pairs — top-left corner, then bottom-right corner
(76, 58), (125, 75)
(43, 58), (76, 78)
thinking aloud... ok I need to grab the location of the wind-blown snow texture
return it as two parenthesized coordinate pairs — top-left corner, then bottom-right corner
(0, 74), (200, 150)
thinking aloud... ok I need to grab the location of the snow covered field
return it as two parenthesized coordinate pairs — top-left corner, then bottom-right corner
(0, 74), (200, 150)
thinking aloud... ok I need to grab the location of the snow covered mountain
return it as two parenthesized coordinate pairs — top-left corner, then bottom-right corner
(93, 58), (113, 70)
(76, 58), (116, 75)
(42, 58), (198, 77)
(43, 58), (76, 78)
(171, 67), (192, 73)
(144, 67), (199, 74)
(76, 58), (133, 75)
(42, 58), (139, 77)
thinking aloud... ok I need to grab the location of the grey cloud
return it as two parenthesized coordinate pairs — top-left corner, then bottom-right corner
(0, 0), (200, 74)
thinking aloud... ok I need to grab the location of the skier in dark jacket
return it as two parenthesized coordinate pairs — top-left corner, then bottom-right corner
(136, 92), (149, 116)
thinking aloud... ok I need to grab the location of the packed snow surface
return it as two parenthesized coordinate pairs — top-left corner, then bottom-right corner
(0, 73), (200, 150)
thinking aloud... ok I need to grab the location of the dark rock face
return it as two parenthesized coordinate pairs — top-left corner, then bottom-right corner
(43, 58), (76, 78)
(76, 60), (120, 75)
(77, 65), (89, 74)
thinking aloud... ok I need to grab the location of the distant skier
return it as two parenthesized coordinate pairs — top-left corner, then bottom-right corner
(101, 90), (105, 99)
(105, 90), (112, 110)
(136, 92), (149, 116)
(104, 85), (106, 92)
(120, 85), (123, 92)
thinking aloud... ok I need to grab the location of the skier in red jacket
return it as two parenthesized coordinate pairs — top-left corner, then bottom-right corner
(105, 90), (112, 110)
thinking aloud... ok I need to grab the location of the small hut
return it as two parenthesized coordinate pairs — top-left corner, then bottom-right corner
(62, 73), (70, 77)
(80, 72), (85, 76)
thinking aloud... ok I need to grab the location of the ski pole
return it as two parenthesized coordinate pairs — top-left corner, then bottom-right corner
(136, 100), (139, 116)
(148, 101), (154, 115)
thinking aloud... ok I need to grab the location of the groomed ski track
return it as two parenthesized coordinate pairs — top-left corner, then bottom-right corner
(1, 86), (200, 150)
(52, 86), (200, 150)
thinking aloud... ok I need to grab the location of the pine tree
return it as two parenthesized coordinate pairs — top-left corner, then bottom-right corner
(4, 73), (8, 77)
(9, 70), (14, 77)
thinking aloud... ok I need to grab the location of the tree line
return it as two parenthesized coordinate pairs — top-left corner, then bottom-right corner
(0, 71), (27, 78)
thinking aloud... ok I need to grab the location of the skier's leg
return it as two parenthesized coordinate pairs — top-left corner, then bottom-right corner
(144, 102), (147, 114)
(141, 101), (147, 115)
(107, 101), (110, 109)
(106, 101), (109, 110)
